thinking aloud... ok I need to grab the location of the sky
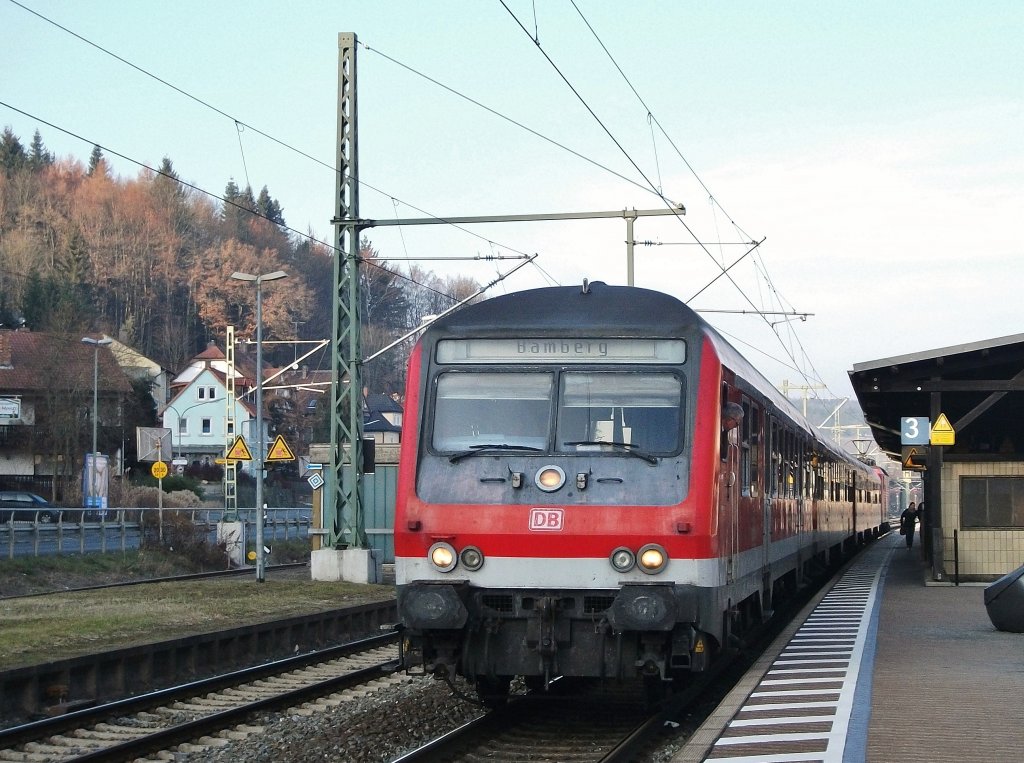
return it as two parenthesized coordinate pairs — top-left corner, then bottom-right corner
(2, 0), (1022, 412)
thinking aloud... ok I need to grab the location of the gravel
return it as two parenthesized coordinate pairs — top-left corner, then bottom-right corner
(196, 672), (485, 763)
(188, 670), (705, 763)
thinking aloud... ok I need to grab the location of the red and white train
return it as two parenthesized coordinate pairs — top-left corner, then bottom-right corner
(394, 281), (885, 702)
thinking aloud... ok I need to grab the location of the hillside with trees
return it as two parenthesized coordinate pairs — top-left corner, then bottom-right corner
(0, 126), (481, 396)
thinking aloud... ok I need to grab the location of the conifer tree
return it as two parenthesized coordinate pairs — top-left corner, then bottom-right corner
(87, 144), (106, 176)
(0, 127), (27, 173)
(28, 129), (54, 170)
(256, 185), (286, 226)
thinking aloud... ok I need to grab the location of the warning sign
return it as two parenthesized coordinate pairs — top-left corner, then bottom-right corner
(266, 434), (295, 462)
(930, 413), (955, 446)
(902, 446), (928, 471)
(226, 435), (253, 461)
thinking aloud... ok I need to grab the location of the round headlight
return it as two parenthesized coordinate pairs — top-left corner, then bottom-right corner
(460, 545), (485, 571)
(535, 465), (566, 492)
(428, 541), (457, 572)
(610, 546), (636, 572)
(637, 543), (668, 574)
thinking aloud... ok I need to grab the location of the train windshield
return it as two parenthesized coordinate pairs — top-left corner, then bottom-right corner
(431, 371), (683, 455)
(433, 373), (553, 452)
(556, 373), (682, 453)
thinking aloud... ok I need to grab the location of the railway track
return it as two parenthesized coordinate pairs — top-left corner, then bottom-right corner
(390, 673), (725, 763)
(391, 548), (863, 763)
(0, 562), (310, 601)
(0, 632), (401, 762)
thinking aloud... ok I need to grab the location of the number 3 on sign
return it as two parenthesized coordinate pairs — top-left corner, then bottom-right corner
(901, 417), (929, 445)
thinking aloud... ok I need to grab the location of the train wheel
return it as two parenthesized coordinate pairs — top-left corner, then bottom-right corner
(475, 675), (512, 707)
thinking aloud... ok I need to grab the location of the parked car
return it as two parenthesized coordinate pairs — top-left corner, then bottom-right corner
(0, 491), (62, 523)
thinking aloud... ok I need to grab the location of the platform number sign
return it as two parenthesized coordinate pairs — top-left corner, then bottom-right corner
(901, 417), (930, 445)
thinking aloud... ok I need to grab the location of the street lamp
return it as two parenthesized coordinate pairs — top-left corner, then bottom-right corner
(81, 336), (113, 508)
(231, 269), (288, 583)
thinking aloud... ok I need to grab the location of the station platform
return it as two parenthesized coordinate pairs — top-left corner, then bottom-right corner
(673, 531), (1023, 762)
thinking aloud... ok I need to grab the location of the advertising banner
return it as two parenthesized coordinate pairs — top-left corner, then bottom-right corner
(82, 452), (110, 511)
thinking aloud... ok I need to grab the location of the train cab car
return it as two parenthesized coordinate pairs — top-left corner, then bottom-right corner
(394, 281), (881, 702)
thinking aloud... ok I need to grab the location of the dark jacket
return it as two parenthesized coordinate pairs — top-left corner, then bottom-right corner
(900, 507), (918, 535)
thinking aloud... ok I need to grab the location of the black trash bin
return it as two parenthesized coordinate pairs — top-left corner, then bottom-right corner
(984, 563), (1024, 632)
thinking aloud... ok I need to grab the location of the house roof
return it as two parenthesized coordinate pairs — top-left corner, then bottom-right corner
(162, 369), (257, 418)
(194, 342), (226, 361)
(0, 330), (131, 394)
(366, 393), (403, 414)
(170, 342), (254, 389)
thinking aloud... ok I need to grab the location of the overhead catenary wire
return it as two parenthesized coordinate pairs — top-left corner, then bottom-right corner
(6, 0), (546, 295)
(12, 0), (833, 397)
(358, 41), (683, 207)
(499, 1), (777, 316)
(0, 100), (462, 304)
(16, 0), (768, 327)
(500, 5), (795, 333)
(566, 0), (837, 398)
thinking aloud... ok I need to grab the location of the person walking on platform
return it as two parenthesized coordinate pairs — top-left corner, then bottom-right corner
(900, 501), (918, 548)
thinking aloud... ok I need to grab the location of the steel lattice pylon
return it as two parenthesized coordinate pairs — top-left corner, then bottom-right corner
(328, 32), (366, 548)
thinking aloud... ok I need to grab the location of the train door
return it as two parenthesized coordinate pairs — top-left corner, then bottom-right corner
(762, 414), (780, 614)
(741, 395), (764, 571)
(720, 385), (741, 585)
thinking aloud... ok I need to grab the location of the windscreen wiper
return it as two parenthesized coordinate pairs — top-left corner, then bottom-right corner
(449, 444), (545, 463)
(562, 440), (659, 465)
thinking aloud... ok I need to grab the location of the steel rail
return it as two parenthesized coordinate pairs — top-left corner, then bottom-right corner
(0, 561), (309, 600)
(71, 659), (398, 763)
(0, 631), (397, 751)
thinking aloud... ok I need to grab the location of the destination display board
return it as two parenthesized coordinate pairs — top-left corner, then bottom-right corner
(437, 338), (686, 364)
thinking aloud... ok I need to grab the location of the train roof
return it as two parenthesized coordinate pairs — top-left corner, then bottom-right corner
(430, 281), (699, 336)
(428, 281), (870, 471)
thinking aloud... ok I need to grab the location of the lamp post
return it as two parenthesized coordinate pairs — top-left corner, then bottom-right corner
(231, 269), (288, 583)
(81, 336), (113, 508)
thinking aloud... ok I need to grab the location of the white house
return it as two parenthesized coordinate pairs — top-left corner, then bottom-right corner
(160, 342), (260, 473)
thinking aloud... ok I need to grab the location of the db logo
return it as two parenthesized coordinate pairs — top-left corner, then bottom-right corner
(529, 508), (564, 531)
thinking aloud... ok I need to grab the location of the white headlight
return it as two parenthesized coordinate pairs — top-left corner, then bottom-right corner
(535, 465), (566, 492)
(428, 542), (457, 572)
(637, 543), (668, 574)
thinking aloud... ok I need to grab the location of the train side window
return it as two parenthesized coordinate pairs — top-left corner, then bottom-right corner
(721, 395), (742, 463)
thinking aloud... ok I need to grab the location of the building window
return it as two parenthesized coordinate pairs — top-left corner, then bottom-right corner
(198, 388), (206, 400)
(227, 421), (235, 435)
(208, 386), (216, 399)
(962, 476), (1024, 528)
(178, 418), (188, 436)
(201, 418), (212, 435)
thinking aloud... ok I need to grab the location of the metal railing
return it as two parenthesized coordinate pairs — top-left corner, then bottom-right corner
(0, 507), (312, 559)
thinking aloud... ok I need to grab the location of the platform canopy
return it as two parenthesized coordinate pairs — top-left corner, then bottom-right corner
(848, 333), (1024, 458)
